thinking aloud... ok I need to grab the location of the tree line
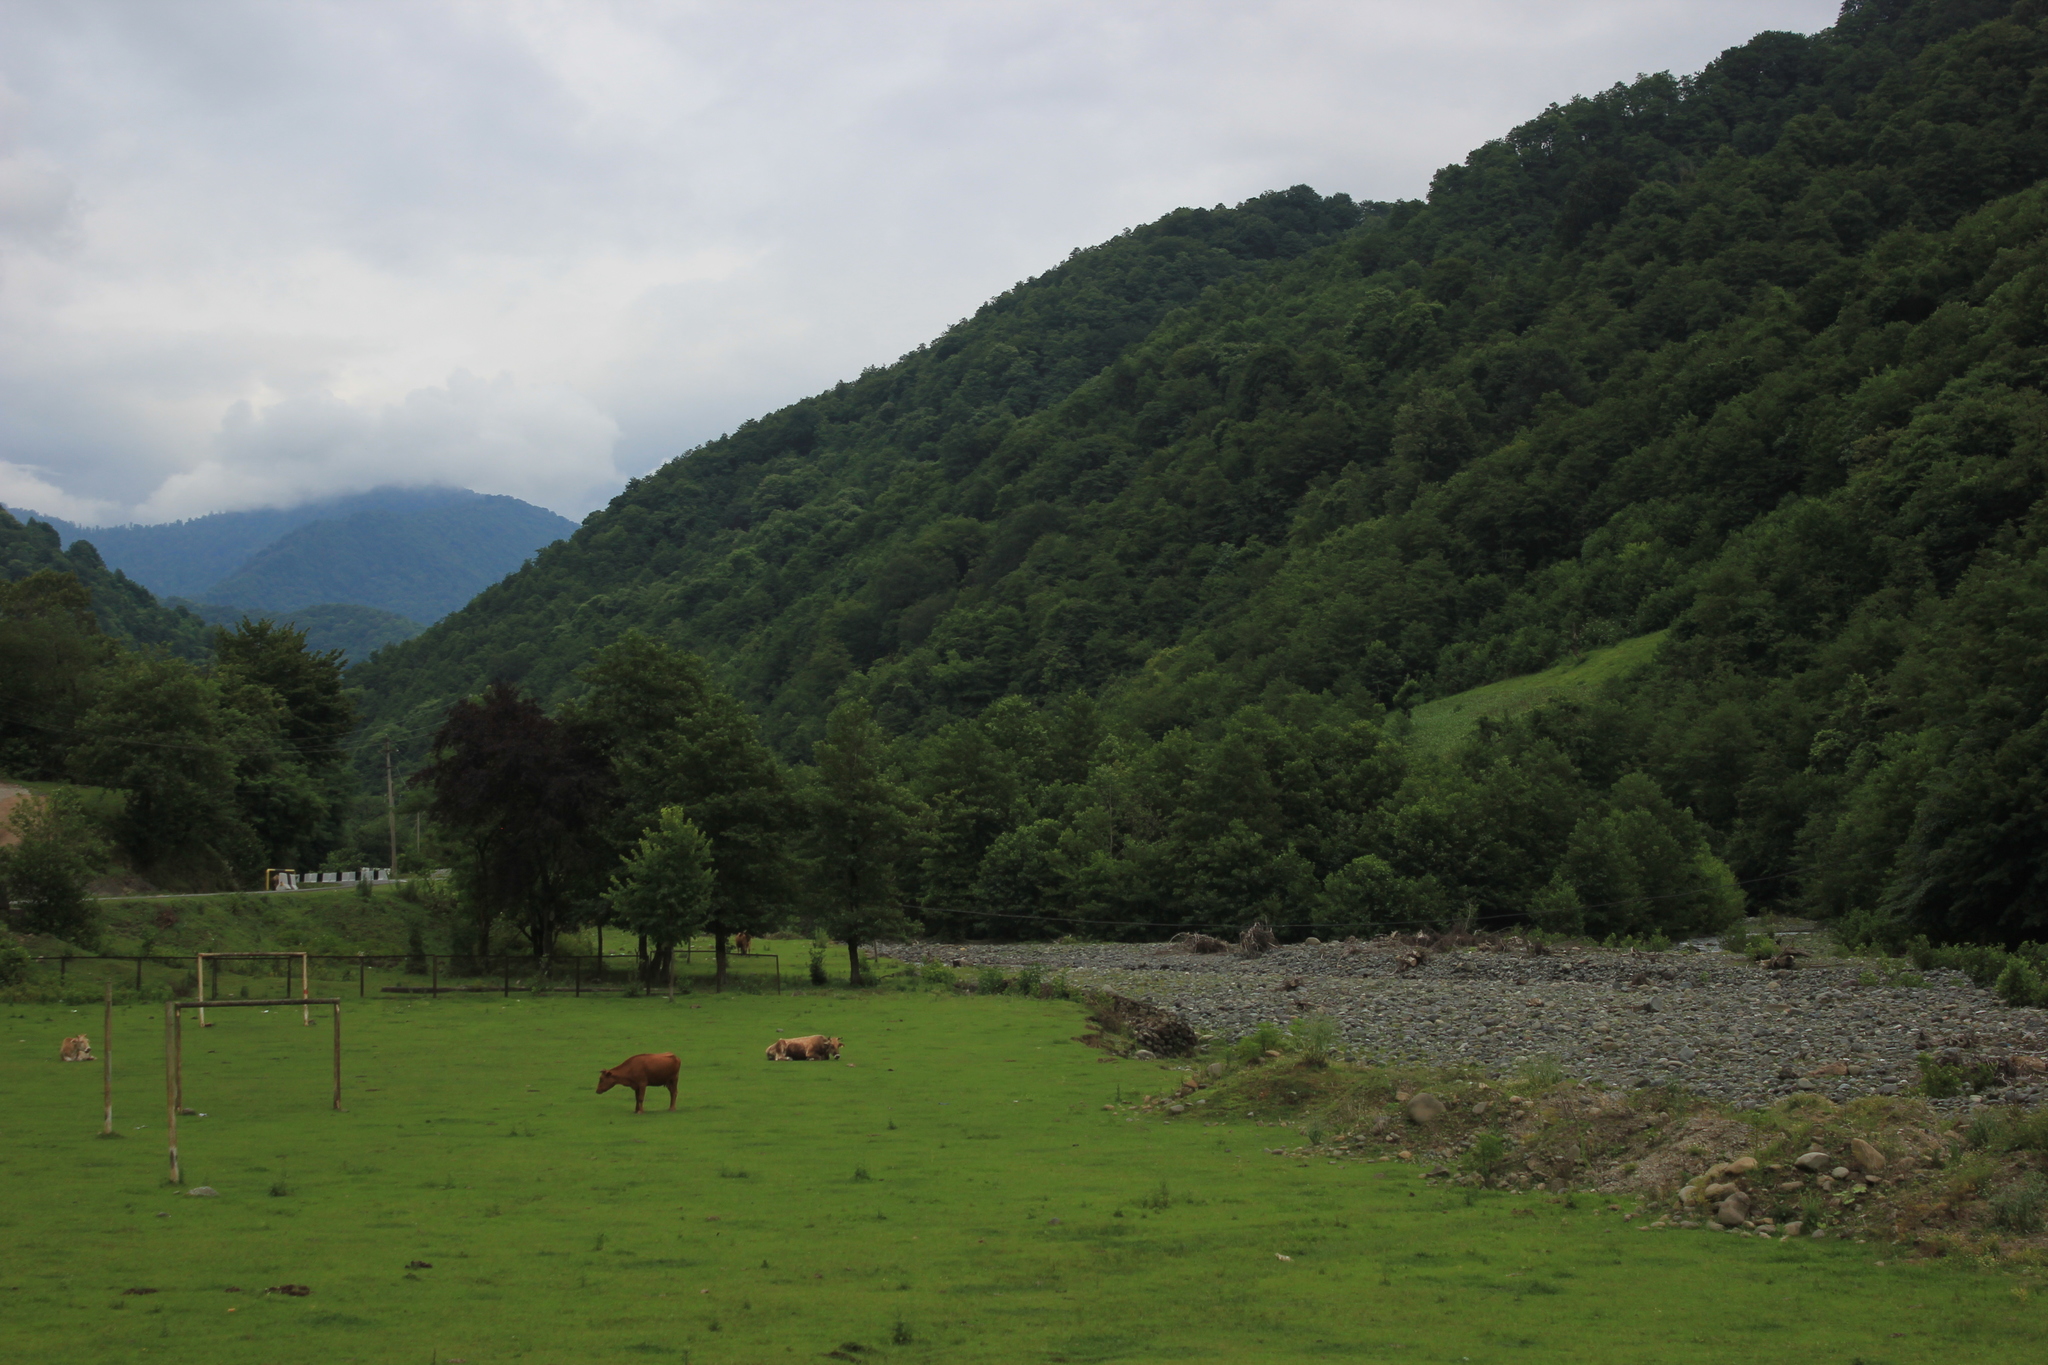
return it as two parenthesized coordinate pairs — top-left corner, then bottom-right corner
(1, 557), (357, 942)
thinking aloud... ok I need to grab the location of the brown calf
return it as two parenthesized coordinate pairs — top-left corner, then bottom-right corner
(596, 1052), (681, 1112)
(59, 1034), (93, 1062)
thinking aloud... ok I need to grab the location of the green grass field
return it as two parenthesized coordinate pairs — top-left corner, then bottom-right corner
(2, 991), (2038, 1363)
(1407, 632), (1667, 756)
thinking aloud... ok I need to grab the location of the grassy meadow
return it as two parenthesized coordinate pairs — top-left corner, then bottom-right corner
(2, 989), (2040, 1364)
(1405, 632), (1666, 757)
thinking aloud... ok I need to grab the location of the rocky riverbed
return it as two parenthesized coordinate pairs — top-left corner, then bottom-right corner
(884, 935), (2048, 1110)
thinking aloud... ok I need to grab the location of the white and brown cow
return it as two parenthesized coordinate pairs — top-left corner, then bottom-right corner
(764, 1034), (842, 1061)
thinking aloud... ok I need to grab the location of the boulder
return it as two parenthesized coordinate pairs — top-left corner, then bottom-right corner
(1405, 1093), (1448, 1124)
(1207, 1062), (1226, 1078)
(1727, 1156), (1758, 1175)
(186, 1186), (219, 1198)
(1794, 1151), (1832, 1173)
(1780, 1221), (1804, 1238)
(1849, 1138), (1887, 1173)
(1713, 1193), (1750, 1227)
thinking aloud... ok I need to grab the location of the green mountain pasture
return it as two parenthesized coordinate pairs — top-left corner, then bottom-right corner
(2, 993), (2036, 1363)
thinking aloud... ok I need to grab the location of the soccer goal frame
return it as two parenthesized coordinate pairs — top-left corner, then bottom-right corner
(162, 997), (343, 1185)
(195, 951), (311, 1026)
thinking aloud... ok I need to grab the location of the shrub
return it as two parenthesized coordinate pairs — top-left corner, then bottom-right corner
(1521, 1055), (1565, 1089)
(1233, 1019), (1287, 1062)
(1991, 1174), (2048, 1234)
(1461, 1130), (1510, 1185)
(0, 940), (29, 987)
(975, 964), (1008, 995)
(919, 960), (955, 988)
(808, 934), (828, 987)
(1917, 1052), (2001, 1098)
(1287, 1013), (1339, 1065)
(1014, 964), (1044, 997)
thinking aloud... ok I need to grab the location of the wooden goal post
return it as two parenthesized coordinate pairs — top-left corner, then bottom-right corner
(162, 997), (342, 1186)
(195, 952), (311, 1026)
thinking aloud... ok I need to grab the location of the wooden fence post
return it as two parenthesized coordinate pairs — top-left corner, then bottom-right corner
(331, 1003), (343, 1111)
(102, 983), (113, 1136)
(163, 1004), (180, 1185)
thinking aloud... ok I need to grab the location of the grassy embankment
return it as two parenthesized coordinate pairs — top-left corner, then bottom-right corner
(3, 990), (2040, 1364)
(1405, 632), (1666, 756)
(10, 881), (827, 1004)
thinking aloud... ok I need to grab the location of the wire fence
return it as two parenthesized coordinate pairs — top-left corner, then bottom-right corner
(18, 949), (782, 1000)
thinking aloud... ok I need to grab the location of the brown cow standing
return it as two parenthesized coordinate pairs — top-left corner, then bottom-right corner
(734, 932), (752, 955)
(764, 1034), (842, 1061)
(59, 1034), (93, 1062)
(596, 1052), (681, 1112)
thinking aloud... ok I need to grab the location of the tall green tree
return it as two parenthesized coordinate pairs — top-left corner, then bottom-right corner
(809, 698), (921, 983)
(68, 652), (254, 884)
(573, 631), (793, 987)
(0, 790), (110, 947)
(605, 806), (716, 995)
(0, 571), (113, 779)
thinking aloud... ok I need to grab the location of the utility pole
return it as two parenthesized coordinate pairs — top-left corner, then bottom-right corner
(383, 739), (399, 878)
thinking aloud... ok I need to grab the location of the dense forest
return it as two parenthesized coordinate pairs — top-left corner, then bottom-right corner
(10, 1), (2048, 966)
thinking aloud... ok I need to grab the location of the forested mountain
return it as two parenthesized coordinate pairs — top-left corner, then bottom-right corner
(37, 487), (575, 624)
(32, 486), (491, 599)
(1, 508), (209, 656)
(352, 0), (2048, 950)
(198, 495), (575, 624)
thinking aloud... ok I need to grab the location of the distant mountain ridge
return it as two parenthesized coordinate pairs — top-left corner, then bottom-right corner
(29, 486), (578, 624)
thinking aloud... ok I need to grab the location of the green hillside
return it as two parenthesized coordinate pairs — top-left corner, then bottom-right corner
(332, 0), (2048, 949)
(0, 508), (209, 657)
(200, 494), (575, 623)
(1405, 632), (1666, 755)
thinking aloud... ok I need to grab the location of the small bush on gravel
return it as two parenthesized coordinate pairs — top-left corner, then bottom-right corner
(976, 964), (1009, 995)
(1233, 1020), (1287, 1063)
(1287, 1014), (1339, 1066)
(919, 960), (955, 989)
(1014, 965), (1044, 997)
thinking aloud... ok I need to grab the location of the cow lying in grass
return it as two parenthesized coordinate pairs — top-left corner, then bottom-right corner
(765, 1035), (841, 1061)
(596, 1052), (681, 1112)
(59, 1035), (93, 1062)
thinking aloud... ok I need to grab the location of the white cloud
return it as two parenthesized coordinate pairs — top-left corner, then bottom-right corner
(138, 371), (621, 522)
(0, 457), (120, 524)
(0, 0), (1843, 524)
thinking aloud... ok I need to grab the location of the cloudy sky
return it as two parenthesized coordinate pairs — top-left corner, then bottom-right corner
(0, 0), (1841, 527)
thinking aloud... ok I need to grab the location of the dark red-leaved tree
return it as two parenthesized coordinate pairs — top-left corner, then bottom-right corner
(412, 681), (615, 960)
